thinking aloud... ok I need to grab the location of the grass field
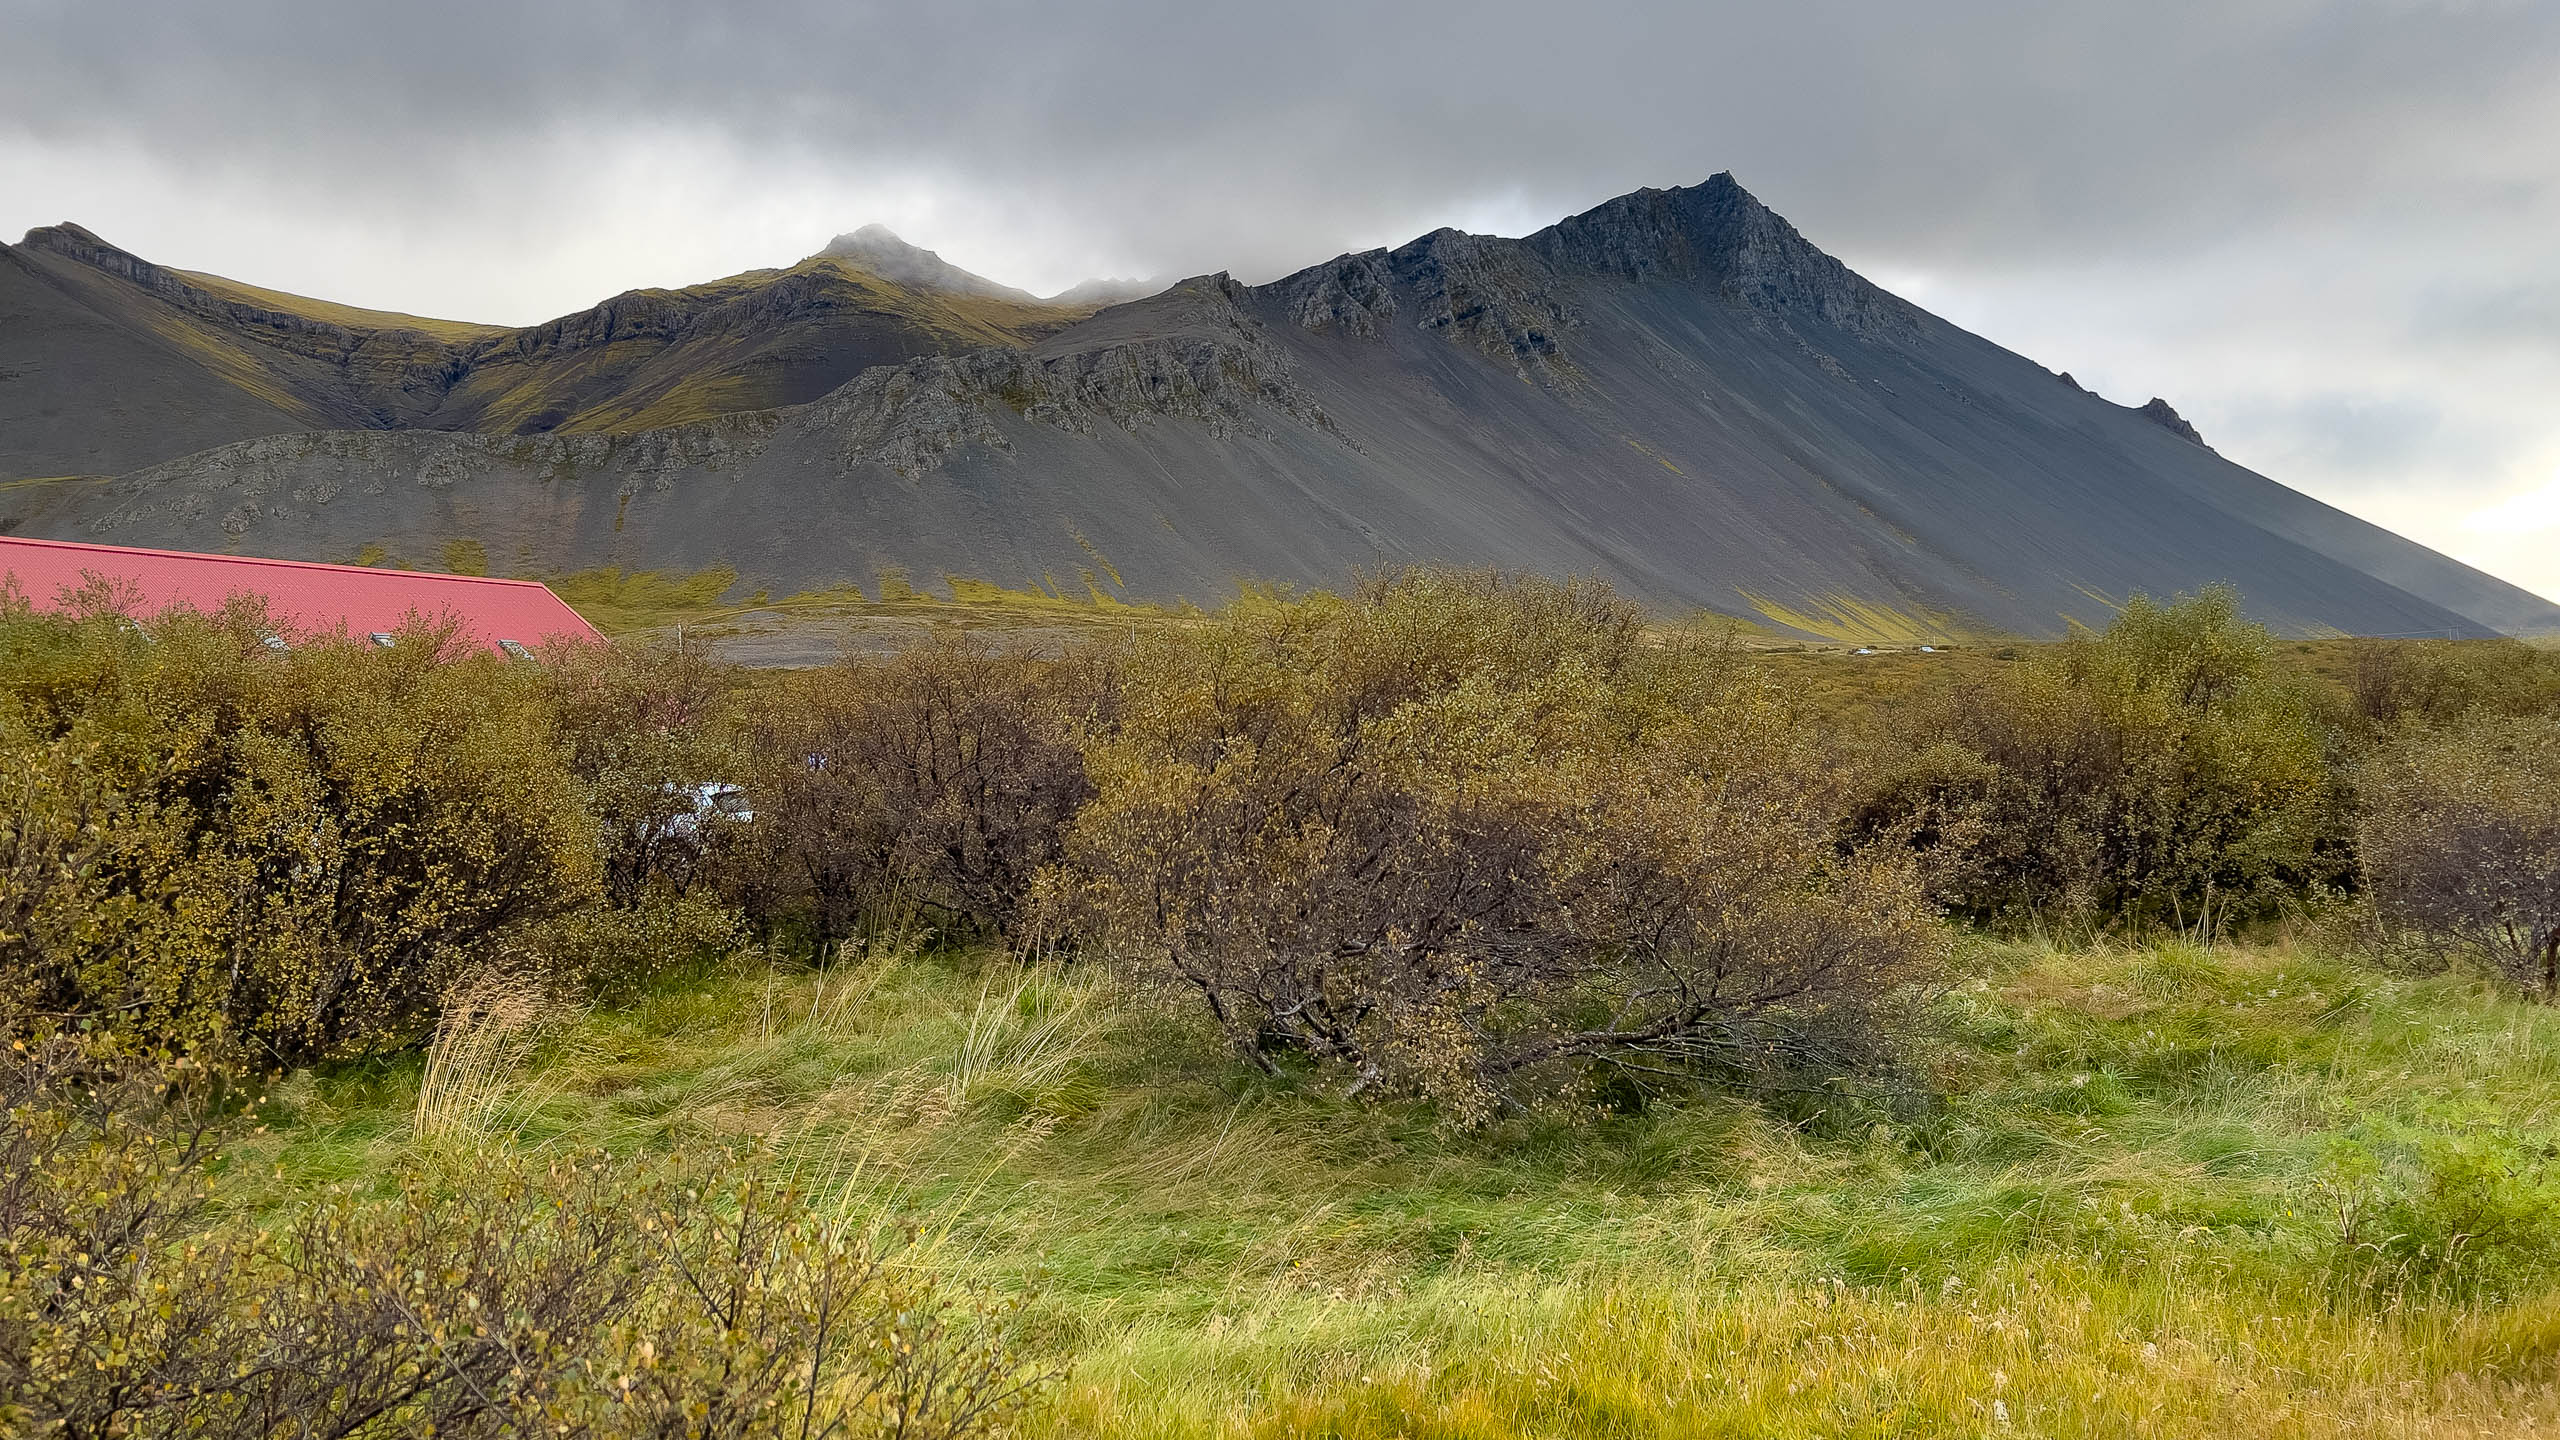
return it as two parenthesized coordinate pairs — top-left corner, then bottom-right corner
(227, 934), (2560, 1437)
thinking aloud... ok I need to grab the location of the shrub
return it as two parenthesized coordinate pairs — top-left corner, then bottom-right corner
(2359, 714), (2560, 993)
(2327, 1132), (2560, 1302)
(748, 636), (1106, 944)
(0, 1040), (1051, 1439)
(514, 889), (746, 999)
(604, 1168), (1047, 1440)
(2347, 637), (2560, 735)
(1057, 569), (1945, 1121)
(1889, 588), (2341, 930)
(541, 634), (744, 905)
(0, 1035), (246, 1436)
(0, 722), (123, 1025)
(0, 603), (601, 1063)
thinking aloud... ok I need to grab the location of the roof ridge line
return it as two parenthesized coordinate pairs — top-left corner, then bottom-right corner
(0, 534), (563, 590)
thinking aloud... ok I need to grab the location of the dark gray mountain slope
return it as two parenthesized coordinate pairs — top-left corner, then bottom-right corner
(0, 235), (335, 484)
(10, 176), (2553, 639)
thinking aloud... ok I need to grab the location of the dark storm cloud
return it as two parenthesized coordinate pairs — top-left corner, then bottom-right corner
(8, 0), (2556, 279)
(4, 0), (2559, 595)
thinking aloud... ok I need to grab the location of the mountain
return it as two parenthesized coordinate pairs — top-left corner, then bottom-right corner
(0, 224), (1097, 481)
(817, 225), (1046, 303)
(5, 177), (2554, 640)
(817, 227), (1165, 308)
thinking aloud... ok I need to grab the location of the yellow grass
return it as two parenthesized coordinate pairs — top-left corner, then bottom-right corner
(173, 270), (509, 344)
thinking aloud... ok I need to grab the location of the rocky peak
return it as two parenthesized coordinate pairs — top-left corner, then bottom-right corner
(2137, 397), (2210, 448)
(19, 221), (105, 248)
(1259, 173), (1926, 377)
(20, 223), (168, 288)
(816, 225), (1045, 304)
(1532, 174), (1920, 338)
(1259, 227), (1576, 382)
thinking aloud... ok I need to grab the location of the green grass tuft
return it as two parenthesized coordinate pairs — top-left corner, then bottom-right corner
(545, 564), (743, 632)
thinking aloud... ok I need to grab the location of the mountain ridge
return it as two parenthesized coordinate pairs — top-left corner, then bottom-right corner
(4, 176), (2553, 640)
(0, 221), (1104, 479)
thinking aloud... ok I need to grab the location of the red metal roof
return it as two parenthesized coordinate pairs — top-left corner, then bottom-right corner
(0, 536), (602, 652)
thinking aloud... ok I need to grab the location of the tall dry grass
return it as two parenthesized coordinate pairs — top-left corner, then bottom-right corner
(412, 971), (561, 1142)
(947, 966), (1104, 1114)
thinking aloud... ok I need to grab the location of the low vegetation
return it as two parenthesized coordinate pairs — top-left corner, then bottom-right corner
(2, 1036), (1044, 1440)
(743, 636), (1107, 943)
(1859, 587), (2345, 931)
(6, 569), (2560, 1435)
(1061, 572), (1943, 1119)
(2360, 714), (2560, 991)
(0, 599), (598, 1065)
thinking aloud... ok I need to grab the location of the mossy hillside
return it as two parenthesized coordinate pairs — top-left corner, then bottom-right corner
(1738, 586), (1981, 646)
(438, 537), (489, 576)
(566, 566), (1203, 641)
(231, 937), (2560, 1436)
(140, 303), (332, 422)
(172, 270), (512, 346)
(543, 564), (750, 633)
(438, 255), (1094, 436)
(331, 549), (1198, 640)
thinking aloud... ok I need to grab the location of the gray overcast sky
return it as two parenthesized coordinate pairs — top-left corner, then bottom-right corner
(6, 0), (2557, 601)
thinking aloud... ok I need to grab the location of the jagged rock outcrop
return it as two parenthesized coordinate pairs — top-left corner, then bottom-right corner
(1276, 254), (1391, 339)
(1389, 230), (1579, 380)
(2138, 397), (2210, 448)
(811, 281), (1338, 477)
(1272, 227), (1576, 377)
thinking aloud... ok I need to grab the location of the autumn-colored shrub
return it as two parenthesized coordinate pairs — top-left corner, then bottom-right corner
(541, 633), (745, 904)
(2359, 714), (2560, 993)
(0, 1035), (245, 1434)
(2347, 636), (2560, 736)
(1057, 570), (1946, 1121)
(746, 635), (1108, 944)
(1878, 588), (2342, 931)
(0, 601), (599, 1063)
